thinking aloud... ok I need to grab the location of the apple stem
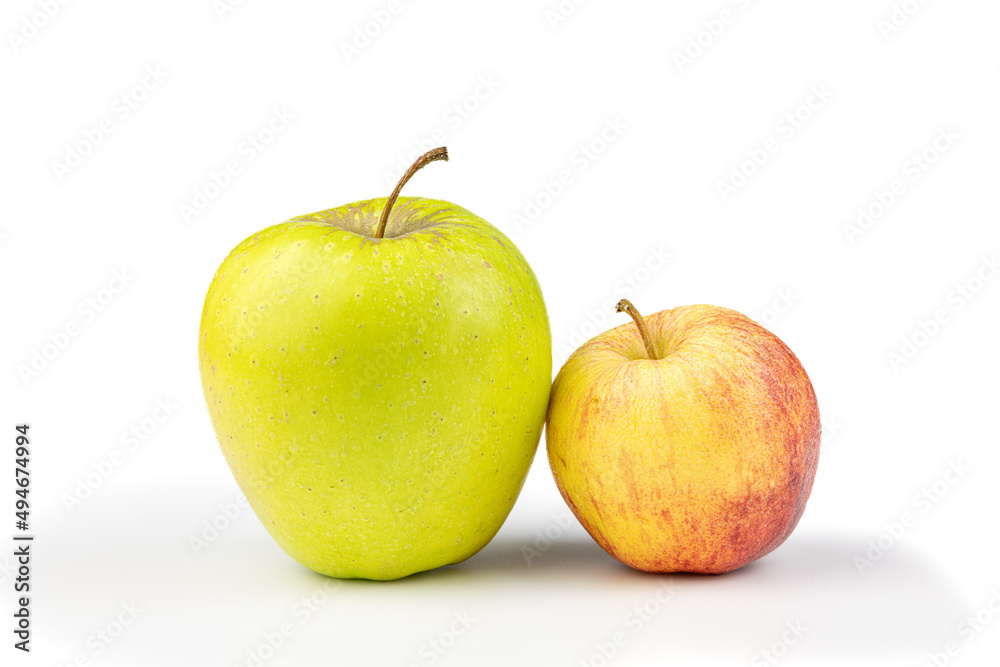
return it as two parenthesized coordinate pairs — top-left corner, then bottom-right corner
(616, 299), (657, 360)
(374, 146), (449, 239)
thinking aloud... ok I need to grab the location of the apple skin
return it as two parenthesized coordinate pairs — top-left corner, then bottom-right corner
(199, 196), (551, 580)
(546, 304), (820, 574)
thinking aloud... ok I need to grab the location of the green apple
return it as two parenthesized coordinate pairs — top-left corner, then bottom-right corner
(199, 148), (551, 580)
(546, 299), (820, 574)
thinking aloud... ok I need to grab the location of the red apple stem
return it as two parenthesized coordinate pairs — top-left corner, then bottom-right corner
(374, 147), (449, 239)
(616, 299), (657, 359)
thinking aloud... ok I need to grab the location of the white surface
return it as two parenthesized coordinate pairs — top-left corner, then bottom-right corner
(2, 1), (999, 665)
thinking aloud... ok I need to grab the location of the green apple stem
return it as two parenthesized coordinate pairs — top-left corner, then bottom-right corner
(374, 146), (450, 239)
(616, 299), (658, 360)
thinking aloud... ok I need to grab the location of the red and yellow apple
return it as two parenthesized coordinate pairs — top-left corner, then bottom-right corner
(546, 300), (820, 574)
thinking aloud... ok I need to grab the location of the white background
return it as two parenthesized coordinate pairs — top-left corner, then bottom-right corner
(2, 0), (999, 665)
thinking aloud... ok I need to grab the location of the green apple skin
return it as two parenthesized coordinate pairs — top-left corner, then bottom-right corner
(199, 197), (551, 580)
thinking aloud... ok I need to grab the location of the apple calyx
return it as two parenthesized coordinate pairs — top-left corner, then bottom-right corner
(374, 146), (450, 239)
(616, 299), (658, 360)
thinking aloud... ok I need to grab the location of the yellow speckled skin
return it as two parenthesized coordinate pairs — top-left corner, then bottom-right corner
(199, 197), (551, 580)
(546, 305), (819, 574)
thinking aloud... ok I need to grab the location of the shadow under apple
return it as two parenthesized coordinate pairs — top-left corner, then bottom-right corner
(437, 529), (971, 662)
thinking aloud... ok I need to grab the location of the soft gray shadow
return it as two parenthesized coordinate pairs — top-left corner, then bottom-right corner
(434, 530), (970, 662)
(39, 486), (972, 665)
(724, 535), (968, 661)
(450, 532), (627, 576)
